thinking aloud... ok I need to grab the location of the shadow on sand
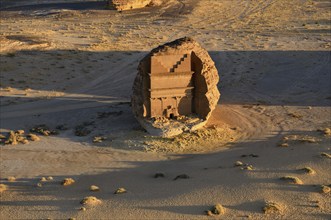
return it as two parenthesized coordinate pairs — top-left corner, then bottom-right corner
(0, 129), (329, 218)
(0, 49), (330, 218)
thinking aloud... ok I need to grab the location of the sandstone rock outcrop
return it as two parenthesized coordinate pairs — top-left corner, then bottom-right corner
(132, 37), (220, 137)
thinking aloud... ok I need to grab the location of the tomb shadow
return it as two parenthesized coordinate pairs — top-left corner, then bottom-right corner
(0, 49), (330, 147)
(0, 0), (109, 11)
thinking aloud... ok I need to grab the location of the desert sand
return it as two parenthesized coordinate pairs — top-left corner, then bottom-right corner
(0, 0), (330, 219)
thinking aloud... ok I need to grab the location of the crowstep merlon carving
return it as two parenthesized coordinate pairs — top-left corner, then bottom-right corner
(132, 37), (220, 137)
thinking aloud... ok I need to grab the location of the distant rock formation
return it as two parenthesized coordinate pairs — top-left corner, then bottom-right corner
(132, 37), (220, 137)
(109, 0), (161, 11)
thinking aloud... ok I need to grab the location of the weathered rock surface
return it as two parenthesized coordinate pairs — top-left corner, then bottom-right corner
(132, 37), (220, 137)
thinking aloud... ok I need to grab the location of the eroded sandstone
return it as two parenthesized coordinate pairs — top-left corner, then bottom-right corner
(132, 37), (220, 137)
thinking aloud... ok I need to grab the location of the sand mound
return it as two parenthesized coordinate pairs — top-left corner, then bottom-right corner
(280, 176), (303, 185)
(300, 167), (316, 175)
(80, 196), (102, 206)
(263, 201), (284, 214)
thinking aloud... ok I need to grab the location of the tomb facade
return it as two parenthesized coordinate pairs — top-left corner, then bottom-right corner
(132, 37), (220, 137)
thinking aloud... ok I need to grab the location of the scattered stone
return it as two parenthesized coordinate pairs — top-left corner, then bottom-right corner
(5, 131), (18, 145)
(90, 185), (100, 192)
(47, 176), (54, 181)
(80, 207), (86, 211)
(154, 172), (165, 178)
(317, 128), (331, 136)
(299, 136), (318, 143)
(263, 201), (283, 214)
(93, 136), (107, 143)
(206, 210), (213, 216)
(280, 176), (303, 185)
(68, 218), (76, 220)
(30, 124), (58, 136)
(36, 182), (43, 187)
(174, 174), (190, 180)
(320, 152), (331, 159)
(3, 130), (31, 145)
(281, 135), (319, 145)
(40, 177), (47, 182)
(80, 196), (102, 206)
(19, 137), (29, 144)
(300, 167), (316, 175)
(278, 143), (289, 147)
(319, 185), (331, 194)
(27, 133), (40, 141)
(205, 204), (226, 216)
(234, 161), (244, 166)
(0, 184), (8, 193)
(15, 130), (24, 135)
(114, 188), (127, 194)
(242, 165), (254, 171)
(61, 178), (75, 186)
(7, 176), (16, 182)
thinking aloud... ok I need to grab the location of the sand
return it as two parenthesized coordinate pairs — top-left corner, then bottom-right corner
(0, 0), (330, 219)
